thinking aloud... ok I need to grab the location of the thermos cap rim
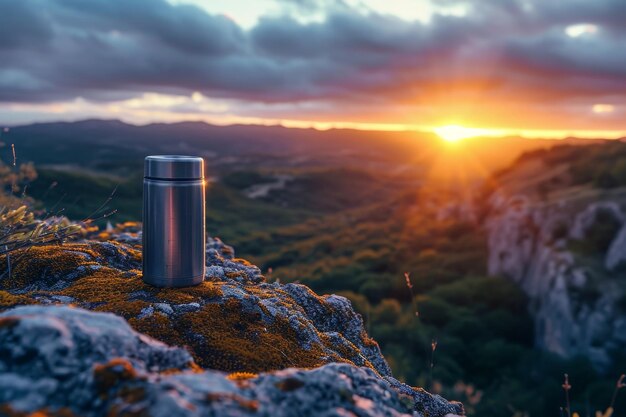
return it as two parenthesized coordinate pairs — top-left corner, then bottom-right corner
(144, 155), (204, 180)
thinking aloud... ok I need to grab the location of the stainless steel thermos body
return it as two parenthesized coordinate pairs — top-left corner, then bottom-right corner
(142, 155), (205, 287)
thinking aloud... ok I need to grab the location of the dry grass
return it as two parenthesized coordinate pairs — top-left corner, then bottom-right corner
(0, 205), (83, 280)
(564, 373), (625, 417)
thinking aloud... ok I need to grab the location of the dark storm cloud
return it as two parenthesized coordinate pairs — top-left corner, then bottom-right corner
(55, 0), (245, 55)
(1, 0), (625, 107)
(0, 0), (54, 50)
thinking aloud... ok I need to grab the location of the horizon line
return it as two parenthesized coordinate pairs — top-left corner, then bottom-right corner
(3, 116), (626, 141)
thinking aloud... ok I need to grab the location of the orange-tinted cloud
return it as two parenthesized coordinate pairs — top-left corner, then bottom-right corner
(0, 0), (625, 131)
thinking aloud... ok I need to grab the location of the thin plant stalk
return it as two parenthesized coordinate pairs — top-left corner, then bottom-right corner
(563, 374), (572, 417)
(609, 374), (625, 412)
(430, 339), (437, 391)
(404, 272), (419, 317)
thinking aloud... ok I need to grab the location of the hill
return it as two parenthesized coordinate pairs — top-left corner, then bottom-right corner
(1, 119), (622, 416)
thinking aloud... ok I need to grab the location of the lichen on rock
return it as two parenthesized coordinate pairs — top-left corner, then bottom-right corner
(0, 305), (463, 417)
(0, 226), (463, 416)
(0, 233), (387, 375)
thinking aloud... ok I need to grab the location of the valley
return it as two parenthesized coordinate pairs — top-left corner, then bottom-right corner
(1, 120), (625, 415)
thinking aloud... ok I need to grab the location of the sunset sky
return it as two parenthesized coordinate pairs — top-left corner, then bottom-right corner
(1, 0), (625, 138)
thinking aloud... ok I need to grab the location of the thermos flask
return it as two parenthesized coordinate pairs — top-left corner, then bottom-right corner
(143, 155), (205, 287)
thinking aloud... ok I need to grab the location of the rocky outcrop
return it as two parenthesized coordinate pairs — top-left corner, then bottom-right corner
(0, 225), (463, 416)
(570, 202), (624, 241)
(0, 305), (463, 417)
(606, 223), (626, 271)
(487, 195), (626, 370)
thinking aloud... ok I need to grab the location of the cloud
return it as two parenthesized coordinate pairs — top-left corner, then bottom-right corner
(0, 0), (54, 50)
(56, 0), (245, 55)
(0, 0), (625, 130)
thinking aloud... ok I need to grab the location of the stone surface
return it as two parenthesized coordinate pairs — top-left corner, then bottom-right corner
(606, 223), (626, 271)
(0, 226), (463, 416)
(570, 202), (624, 241)
(0, 305), (463, 417)
(487, 195), (626, 370)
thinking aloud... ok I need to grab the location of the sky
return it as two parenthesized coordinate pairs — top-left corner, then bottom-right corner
(1, 0), (625, 138)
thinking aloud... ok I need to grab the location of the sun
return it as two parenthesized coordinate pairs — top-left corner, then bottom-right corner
(434, 125), (479, 143)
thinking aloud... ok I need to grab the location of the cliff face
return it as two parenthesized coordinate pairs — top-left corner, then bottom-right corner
(0, 226), (463, 417)
(487, 194), (626, 370)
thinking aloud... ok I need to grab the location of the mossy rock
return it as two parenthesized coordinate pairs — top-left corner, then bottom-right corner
(0, 305), (464, 417)
(0, 235), (390, 376)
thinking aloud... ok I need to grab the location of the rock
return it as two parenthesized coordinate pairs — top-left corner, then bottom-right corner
(0, 227), (463, 415)
(570, 202), (624, 241)
(207, 236), (236, 260)
(137, 305), (154, 319)
(0, 239), (379, 374)
(154, 302), (174, 315)
(487, 196), (626, 371)
(96, 221), (143, 245)
(49, 295), (75, 304)
(486, 196), (537, 286)
(0, 305), (463, 417)
(173, 302), (201, 313)
(0, 305), (193, 413)
(606, 222), (626, 271)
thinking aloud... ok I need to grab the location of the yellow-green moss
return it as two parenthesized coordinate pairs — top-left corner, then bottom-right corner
(61, 270), (144, 304)
(94, 358), (141, 391)
(0, 405), (77, 417)
(150, 281), (222, 304)
(319, 333), (375, 371)
(94, 300), (150, 320)
(360, 329), (380, 348)
(0, 242), (381, 377)
(231, 258), (253, 267)
(93, 359), (151, 417)
(0, 291), (32, 309)
(244, 285), (283, 300)
(226, 372), (258, 381)
(0, 242), (141, 291)
(225, 271), (246, 280)
(181, 299), (328, 372)
(128, 313), (187, 351)
(0, 244), (92, 290)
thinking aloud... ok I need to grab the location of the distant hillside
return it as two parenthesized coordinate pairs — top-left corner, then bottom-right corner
(490, 140), (626, 209)
(1, 119), (624, 415)
(1, 119), (597, 180)
(485, 140), (626, 377)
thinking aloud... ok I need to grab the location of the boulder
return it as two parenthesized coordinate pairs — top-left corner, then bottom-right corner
(0, 305), (463, 417)
(0, 229), (463, 416)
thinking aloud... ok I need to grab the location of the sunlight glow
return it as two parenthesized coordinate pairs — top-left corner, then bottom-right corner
(434, 125), (484, 143)
(4, 95), (626, 140)
(565, 24), (597, 38)
(593, 104), (615, 114)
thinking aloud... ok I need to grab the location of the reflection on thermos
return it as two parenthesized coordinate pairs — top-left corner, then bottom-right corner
(142, 155), (205, 287)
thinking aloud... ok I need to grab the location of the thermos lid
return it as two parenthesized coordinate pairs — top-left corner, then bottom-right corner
(144, 155), (204, 180)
